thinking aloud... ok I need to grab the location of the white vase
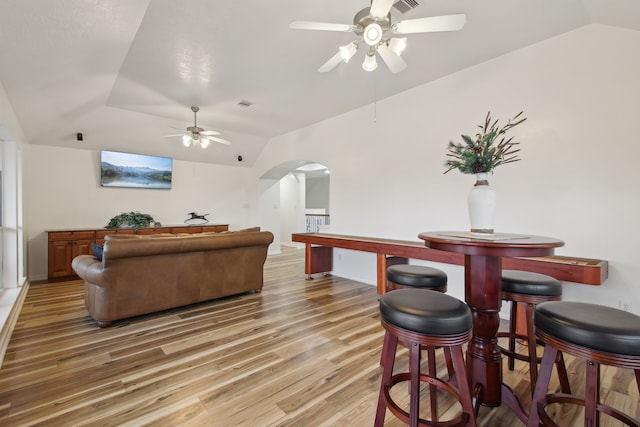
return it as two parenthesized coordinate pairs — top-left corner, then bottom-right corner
(467, 173), (496, 235)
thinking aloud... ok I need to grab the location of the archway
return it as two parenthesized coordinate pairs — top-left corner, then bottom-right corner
(259, 160), (330, 253)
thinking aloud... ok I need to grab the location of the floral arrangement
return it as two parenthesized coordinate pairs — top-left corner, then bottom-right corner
(444, 111), (527, 174)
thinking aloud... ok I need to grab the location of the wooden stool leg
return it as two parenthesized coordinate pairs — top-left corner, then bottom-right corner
(409, 342), (421, 427)
(427, 346), (439, 422)
(450, 344), (477, 427)
(635, 369), (640, 395)
(584, 361), (601, 427)
(444, 347), (455, 384)
(555, 352), (571, 394)
(525, 302), (538, 391)
(375, 331), (398, 427)
(508, 301), (518, 371)
(526, 344), (558, 427)
(379, 332), (390, 366)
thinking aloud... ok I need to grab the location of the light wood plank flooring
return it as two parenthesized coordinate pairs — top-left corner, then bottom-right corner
(0, 247), (637, 426)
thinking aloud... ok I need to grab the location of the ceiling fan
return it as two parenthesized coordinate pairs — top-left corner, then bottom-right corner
(289, 0), (466, 74)
(164, 106), (230, 148)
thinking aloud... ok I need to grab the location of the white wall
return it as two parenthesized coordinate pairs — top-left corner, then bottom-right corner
(279, 172), (306, 246)
(253, 25), (640, 313)
(306, 175), (330, 211)
(23, 145), (256, 280)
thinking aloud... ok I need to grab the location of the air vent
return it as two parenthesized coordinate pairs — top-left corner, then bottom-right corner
(237, 99), (254, 108)
(391, 0), (422, 16)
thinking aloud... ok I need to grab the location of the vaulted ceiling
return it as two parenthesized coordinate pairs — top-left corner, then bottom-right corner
(0, 0), (638, 166)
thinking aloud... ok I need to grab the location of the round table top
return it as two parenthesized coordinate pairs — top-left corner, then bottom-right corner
(418, 231), (564, 258)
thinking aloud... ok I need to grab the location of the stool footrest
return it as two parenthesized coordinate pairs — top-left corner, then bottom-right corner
(383, 372), (470, 427)
(538, 393), (640, 427)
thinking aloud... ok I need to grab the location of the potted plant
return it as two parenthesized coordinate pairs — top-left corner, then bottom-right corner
(444, 111), (527, 234)
(105, 211), (159, 230)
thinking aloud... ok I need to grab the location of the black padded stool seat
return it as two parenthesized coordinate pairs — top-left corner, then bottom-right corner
(527, 301), (640, 427)
(501, 270), (562, 297)
(534, 301), (640, 356)
(386, 264), (447, 293)
(497, 270), (569, 396)
(375, 289), (476, 427)
(379, 289), (470, 335)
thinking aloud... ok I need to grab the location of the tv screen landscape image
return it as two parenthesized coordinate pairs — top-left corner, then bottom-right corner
(100, 150), (172, 189)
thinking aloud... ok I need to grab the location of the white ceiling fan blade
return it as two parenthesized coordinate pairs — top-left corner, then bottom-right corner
(204, 136), (231, 146)
(201, 129), (221, 136)
(377, 44), (408, 74)
(162, 134), (184, 138)
(369, 0), (394, 19)
(289, 21), (354, 32)
(318, 51), (343, 73)
(393, 13), (466, 34)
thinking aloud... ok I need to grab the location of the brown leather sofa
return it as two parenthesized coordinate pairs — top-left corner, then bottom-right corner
(71, 229), (274, 327)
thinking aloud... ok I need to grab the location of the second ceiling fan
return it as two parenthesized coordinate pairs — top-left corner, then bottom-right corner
(164, 106), (230, 148)
(290, 0), (466, 74)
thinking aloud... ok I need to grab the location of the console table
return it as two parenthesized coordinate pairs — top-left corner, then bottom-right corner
(47, 224), (229, 280)
(291, 232), (608, 293)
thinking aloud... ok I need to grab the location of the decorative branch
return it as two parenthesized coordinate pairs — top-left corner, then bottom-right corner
(444, 111), (527, 174)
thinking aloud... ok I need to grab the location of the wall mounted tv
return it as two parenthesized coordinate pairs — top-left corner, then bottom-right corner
(100, 150), (172, 189)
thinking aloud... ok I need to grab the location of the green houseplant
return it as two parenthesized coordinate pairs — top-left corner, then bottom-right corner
(105, 211), (159, 230)
(444, 111), (526, 175)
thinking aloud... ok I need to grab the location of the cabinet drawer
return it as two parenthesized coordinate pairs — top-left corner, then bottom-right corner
(48, 231), (95, 241)
(201, 225), (229, 232)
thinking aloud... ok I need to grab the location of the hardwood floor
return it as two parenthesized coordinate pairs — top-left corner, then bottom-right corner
(0, 247), (637, 426)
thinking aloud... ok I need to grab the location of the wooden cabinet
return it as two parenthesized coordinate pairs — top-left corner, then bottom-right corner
(172, 226), (202, 234)
(47, 224), (229, 280)
(48, 231), (96, 279)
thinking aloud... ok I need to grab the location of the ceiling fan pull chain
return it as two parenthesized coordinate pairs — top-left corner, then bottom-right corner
(373, 79), (377, 123)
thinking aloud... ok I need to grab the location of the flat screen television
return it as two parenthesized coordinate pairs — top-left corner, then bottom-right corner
(100, 150), (172, 189)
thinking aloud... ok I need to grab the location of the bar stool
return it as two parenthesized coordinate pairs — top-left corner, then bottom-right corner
(375, 289), (476, 427)
(527, 301), (640, 427)
(497, 270), (571, 394)
(386, 264), (448, 293)
(384, 264), (452, 380)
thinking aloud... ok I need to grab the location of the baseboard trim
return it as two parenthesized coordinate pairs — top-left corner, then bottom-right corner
(0, 280), (30, 368)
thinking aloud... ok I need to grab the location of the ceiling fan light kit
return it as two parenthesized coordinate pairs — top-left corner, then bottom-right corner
(388, 37), (407, 55)
(362, 50), (378, 71)
(166, 106), (231, 149)
(339, 42), (358, 62)
(363, 22), (383, 45)
(289, 0), (465, 74)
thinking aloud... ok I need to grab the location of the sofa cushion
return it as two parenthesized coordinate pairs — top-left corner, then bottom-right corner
(104, 234), (141, 241)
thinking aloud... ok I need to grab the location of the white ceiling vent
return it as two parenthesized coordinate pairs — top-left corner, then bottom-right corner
(391, 0), (422, 18)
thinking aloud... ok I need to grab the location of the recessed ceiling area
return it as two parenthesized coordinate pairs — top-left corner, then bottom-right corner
(0, 0), (638, 167)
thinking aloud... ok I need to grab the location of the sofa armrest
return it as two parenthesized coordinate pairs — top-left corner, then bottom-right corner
(72, 254), (106, 286)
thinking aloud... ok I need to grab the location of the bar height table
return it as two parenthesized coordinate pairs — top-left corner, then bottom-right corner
(418, 231), (564, 422)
